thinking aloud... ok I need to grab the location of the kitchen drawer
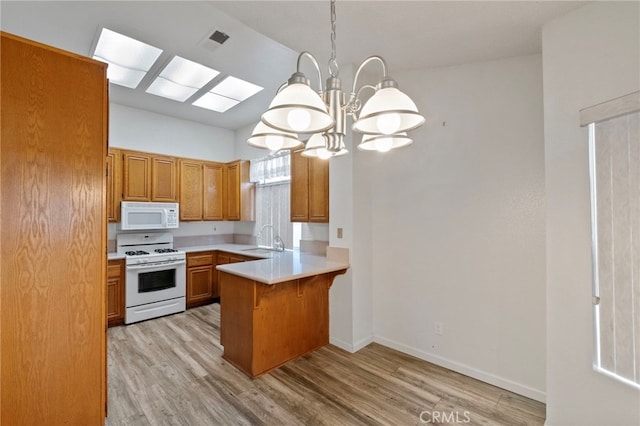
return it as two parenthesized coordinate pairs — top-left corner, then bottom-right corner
(187, 252), (215, 267)
(108, 262), (123, 278)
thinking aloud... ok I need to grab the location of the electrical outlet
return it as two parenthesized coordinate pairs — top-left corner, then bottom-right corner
(337, 228), (343, 239)
(435, 321), (444, 336)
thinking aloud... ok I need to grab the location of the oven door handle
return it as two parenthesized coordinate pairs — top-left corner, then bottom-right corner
(126, 260), (186, 271)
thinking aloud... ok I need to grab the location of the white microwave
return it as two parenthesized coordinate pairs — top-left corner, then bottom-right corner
(120, 202), (179, 230)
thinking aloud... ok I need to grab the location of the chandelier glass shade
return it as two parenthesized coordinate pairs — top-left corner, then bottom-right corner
(247, 121), (302, 152)
(247, 0), (424, 159)
(357, 132), (413, 152)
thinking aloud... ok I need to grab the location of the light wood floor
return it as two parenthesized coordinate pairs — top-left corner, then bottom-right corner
(106, 304), (545, 425)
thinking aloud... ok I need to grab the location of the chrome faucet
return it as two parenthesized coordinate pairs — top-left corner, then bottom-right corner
(256, 224), (285, 252)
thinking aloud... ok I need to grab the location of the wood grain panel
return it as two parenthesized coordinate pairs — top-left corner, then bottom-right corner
(1, 31), (106, 425)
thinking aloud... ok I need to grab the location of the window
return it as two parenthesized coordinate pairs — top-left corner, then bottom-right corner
(250, 152), (294, 248)
(584, 91), (640, 389)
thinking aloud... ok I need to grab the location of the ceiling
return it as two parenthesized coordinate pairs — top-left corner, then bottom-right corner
(1, 1), (586, 131)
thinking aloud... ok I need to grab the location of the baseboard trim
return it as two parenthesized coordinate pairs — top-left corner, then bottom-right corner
(329, 336), (355, 352)
(373, 335), (546, 403)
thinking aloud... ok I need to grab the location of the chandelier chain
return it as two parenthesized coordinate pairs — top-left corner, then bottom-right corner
(329, 0), (339, 77)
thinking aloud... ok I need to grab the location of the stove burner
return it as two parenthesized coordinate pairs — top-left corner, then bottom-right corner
(125, 250), (149, 256)
(154, 248), (179, 253)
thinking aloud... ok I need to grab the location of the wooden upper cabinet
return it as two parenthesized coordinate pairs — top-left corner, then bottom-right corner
(151, 156), (177, 202)
(123, 151), (151, 201)
(203, 162), (224, 221)
(179, 160), (204, 221)
(291, 150), (310, 222)
(122, 150), (177, 202)
(308, 156), (329, 222)
(225, 162), (240, 220)
(106, 148), (122, 222)
(291, 151), (329, 223)
(225, 160), (255, 221)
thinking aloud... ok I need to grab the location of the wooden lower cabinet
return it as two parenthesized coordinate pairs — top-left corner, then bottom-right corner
(107, 259), (125, 327)
(186, 251), (263, 310)
(186, 251), (217, 308)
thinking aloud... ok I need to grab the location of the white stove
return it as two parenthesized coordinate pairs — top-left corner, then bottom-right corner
(116, 232), (186, 324)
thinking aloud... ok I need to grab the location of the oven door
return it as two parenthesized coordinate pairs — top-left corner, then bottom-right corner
(126, 260), (186, 308)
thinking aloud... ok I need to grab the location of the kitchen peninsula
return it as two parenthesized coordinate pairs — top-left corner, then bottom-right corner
(216, 249), (348, 378)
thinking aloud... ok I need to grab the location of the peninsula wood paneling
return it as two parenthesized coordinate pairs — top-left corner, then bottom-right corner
(219, 271), (339, 378)
(1, 31), (106, 425)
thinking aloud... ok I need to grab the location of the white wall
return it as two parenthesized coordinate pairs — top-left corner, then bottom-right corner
(369, 54), (547, 401)
(542, 2), (640, 424)
(108, 103), (237, 239)
(110, 103), (236, 162)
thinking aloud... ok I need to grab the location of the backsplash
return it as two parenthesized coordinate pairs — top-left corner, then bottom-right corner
(174, 234), (233, 248)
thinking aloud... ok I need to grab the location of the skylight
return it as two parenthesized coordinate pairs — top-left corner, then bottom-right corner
(193, 76), (263, 113)
(146, 56), (220, 102)
(92, 28), (163, 89)
(211, 76), (263, 101)
(193, 93), (240, 113)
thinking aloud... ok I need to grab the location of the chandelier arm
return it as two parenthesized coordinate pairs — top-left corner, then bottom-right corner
(355, 84), (376, 101)
(296, 51), (324, 93)
(350, 55), (388, 96)
(344, 84), (376, 115)
(275, 81), (288, 94)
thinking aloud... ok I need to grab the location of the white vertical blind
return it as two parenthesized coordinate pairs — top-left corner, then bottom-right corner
(250, 152), (293, 248)
(590, 110), (640, 388)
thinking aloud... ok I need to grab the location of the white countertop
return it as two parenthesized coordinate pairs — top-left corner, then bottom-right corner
(107, 244), (350, 284)
(216, 250), (349, 285)
(107, 243), (269, 261)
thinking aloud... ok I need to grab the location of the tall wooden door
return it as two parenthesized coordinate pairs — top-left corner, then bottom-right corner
(1, 32), (107, 424)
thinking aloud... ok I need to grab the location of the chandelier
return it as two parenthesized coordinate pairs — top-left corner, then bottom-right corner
(247, 0), (425, 159)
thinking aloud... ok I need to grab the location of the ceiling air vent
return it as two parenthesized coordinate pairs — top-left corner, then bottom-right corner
(209, 30), (229, 45)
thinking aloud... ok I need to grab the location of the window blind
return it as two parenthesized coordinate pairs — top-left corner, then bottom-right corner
(250, 151), (293, 249)
(589, 107), (640, 388)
